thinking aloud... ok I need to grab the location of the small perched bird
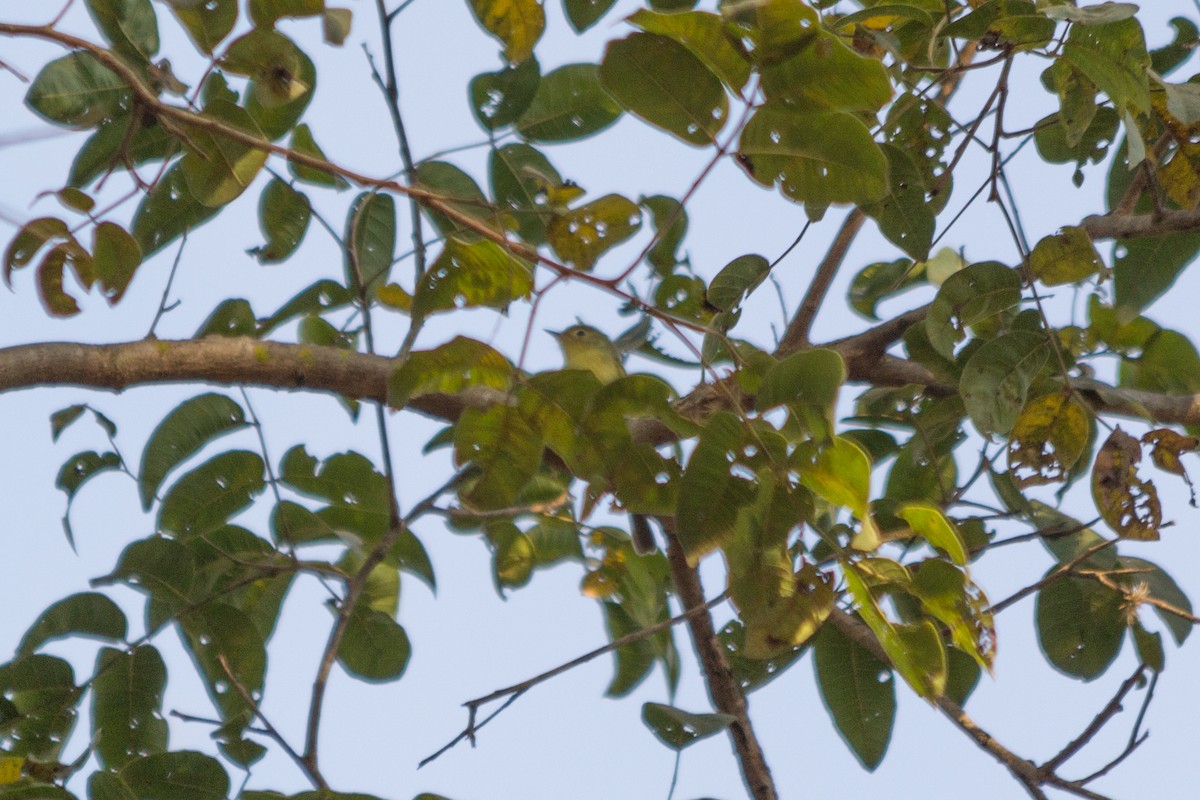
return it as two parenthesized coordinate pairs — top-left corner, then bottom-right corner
(549, 323), (657, 555)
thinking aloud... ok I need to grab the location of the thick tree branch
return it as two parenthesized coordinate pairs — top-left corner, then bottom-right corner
(1081, 207), (1200, 241)
(664, 524), (777, 800)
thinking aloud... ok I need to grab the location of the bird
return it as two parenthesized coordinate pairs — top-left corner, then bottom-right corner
(549, 323), (657, 555)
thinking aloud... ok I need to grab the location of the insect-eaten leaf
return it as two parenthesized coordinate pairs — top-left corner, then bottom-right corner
(1142, 428), (1199, 505)
(1091, 428), (1161, 540)
(1006, 394), (1091, 487)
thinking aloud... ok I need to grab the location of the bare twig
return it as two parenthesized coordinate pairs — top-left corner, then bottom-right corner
(418, 590), (729, 767)
(989, 538), (1118, 615)
(1076, 671), (1157, 786)
(1040, 665), (1147, 775)
(216, 652), (324, 789)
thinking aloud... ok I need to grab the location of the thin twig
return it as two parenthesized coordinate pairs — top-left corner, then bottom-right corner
(989, 537), (1118, 615)
(147, 230), (187, 337)
(1076, 671), (1157, 786)
(216, 652), (324, 789)
(1040, 665), (1147, 774)
(419, 590), (728, 766)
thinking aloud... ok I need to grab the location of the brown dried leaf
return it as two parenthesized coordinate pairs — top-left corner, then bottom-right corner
(1091, 428), (1161, 540)
(1142, 428), (1199, 505)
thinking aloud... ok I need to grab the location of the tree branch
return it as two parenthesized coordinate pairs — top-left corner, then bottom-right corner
(1039, 665), (1147, 776)
(663, 523), (777, 800)
(777, 210), (866, 354)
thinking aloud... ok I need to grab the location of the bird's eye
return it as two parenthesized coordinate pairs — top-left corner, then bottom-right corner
(574, 329), (586, 337)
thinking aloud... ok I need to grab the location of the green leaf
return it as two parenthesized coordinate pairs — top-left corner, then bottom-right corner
(251, 178), (310, 264)
(1118, 556), (1192, 645)
(454, 405), (543, 509)
(389, 336), (514, 407)
(925, 261), (1021, 358)
(414, 161), (495, 240)
(960, 331), (1051, 436)
(862, 144), (933, 260)
(720, 0), (821, 65)
(91, 221), (142, 303)
(139, 393), (247, 511)
(547, 194), (641, 270)
(338, 608), (411, 682)
(1113, 232), (1200, 322)
(260, 279), (353, 334)
(910, 560), (995, 671)
(249, 0), (324, 27)
(757, 348), (846, 430)
(707, 254), (768, 311)
(641, 195), (688, 274)
(800, 436), (870, 518)
(18, 593), (126, 656)
(131, 162), (221, 257)
(1029, 225), (1103, 286)
(170, 0), (237, 54)
(120, 752), (228, 800)
(515, 63), (622, 142)
(91, 646), (168, 768)
(675, 412), (753, 561)
(178, 603), (266, 725)
(641, 703), (734, 750)
(849, 258), (921, 320)
(344, 191), (396, 292)
(1036, 574), (1126, 679)
(25, 52), (128, 129)
(628, 9), (751, 92)
(0, 654), (80, 760)
(564, 0), (618, 32)
(89, 773), (138, 800)
(56, 451), (122, 501)
(287, 123), (349, 188)
(468, 0), (545, 63)
(1063, 17), (1150, 114)
(897, 504), (967, 565)
(157, 450), (266, 537)
(411, 238), (533, 318)
(86, 0), (160, 61)
(1131, 619), (1163, 671)
(761, 31), (891, 113)
(195, 298), (257, 338)
(600, 33), (728, 146)
(49, 404), (87, 442)
(813, 623), (895, 771)
(489, 142), (562, 244)
(469, 57), (540, 130)
(488, 521), (535, 590)
(179, 99), (269, 207)
(107, 537), (195, 617)
(738, 102), (888, 212)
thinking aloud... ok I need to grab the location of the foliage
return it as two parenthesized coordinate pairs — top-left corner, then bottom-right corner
(2, 1), (1199, 799)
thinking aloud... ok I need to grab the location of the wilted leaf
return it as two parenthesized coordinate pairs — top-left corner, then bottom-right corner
(1091, 428), (1161, 540)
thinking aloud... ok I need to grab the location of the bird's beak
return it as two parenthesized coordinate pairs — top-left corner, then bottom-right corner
(545, 328), (563, 339)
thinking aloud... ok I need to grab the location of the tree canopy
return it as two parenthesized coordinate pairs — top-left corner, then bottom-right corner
(1, 1), (1199, 799)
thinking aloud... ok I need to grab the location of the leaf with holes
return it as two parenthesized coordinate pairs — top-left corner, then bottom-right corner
(547, 194), (642, 270)
(1007, 393), (1091, 487)
(1091, 427), (1161, 540)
